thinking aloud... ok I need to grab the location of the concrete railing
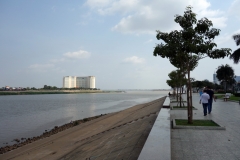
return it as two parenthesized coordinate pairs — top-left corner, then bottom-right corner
(163, 96), (170, 108)
(138, 107), (171, 160)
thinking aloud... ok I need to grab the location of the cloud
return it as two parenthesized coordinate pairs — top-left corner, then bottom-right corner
(29, 50), (91, 72)
(85, 0), (114, 9)
(28, 63), (55, 72)
(123, 56), (145, 64)
(50, 58), (65, 63)
(63, 50), (91, 59)
(214, 29), (240, 47)
(85, 0), (227, 34)
(145, 39), (153, 43)
(228, 0), (240, 18)
(233, 29), (240, 35)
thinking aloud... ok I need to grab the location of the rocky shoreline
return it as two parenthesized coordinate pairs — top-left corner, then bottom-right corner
(0, 114), (106, 154)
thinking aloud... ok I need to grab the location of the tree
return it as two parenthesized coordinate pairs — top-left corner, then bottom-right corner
(153, 6), (231, 124)
(230, 34), (240, 64)
(216, 64), (235, 92)
(202, 79), (214, 89)
(166, 70), (187, 107)
(191, 80), (203, 92)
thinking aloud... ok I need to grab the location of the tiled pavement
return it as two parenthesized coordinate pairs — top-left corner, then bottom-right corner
(171, 93), (240, 160)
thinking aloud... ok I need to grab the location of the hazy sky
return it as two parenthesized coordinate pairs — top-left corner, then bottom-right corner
(1, 0), (240, 90)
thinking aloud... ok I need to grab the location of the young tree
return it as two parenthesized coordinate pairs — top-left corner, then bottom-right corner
(216, 64), (236, 92)
(153, 6), (231, 123)
(166, 70), (187, 107)
(230, 34), (240, 64)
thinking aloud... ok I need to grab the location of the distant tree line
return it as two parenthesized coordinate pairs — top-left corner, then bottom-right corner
(42, 85), (100, 90)
(0, 85), (100, 91)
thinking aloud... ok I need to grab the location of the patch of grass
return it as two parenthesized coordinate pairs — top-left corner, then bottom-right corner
(175, 119), (220, 126)
(217, 95), (240, 101)
(229, 96), (240, 101)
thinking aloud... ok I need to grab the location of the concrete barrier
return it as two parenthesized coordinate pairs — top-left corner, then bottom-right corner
(163, 97), (170, 108)
(138, 108), (171, 160)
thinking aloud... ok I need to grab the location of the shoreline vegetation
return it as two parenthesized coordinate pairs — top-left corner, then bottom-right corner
(0, 90), (123, 95)
(0, 114), (107, 154)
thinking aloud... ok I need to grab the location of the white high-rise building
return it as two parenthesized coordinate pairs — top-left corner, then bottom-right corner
(63, 76), (96, 89)
(213, 73), (220, 84)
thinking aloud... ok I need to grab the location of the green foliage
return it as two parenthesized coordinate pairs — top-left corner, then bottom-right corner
(230, 34), (240, 64)
(191, 80), (219, 92)
(73, 121), (79, 126)
(216, 64), (236, 92)
(154, 6), (231, 61)
(216, 64), (235, 82)
(234, 93), (240, 97)
(83, 118), (89, 122)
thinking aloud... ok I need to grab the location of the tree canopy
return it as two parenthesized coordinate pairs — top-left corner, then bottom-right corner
(216, 64), (236, 91)
(230, 34), (240, 64)
(166, 70), (187, 90)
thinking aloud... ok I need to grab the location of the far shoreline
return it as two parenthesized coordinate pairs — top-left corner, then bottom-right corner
(0, 90), (124, 96)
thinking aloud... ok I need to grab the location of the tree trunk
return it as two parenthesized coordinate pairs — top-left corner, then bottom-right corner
(187, 68), (193, 124)
(176, 87), (179, 102)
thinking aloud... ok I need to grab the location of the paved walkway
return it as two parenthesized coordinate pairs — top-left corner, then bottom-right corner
(171, 93), (240, 160)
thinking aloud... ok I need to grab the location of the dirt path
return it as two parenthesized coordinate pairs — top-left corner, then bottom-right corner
(0, 97), (165, 160)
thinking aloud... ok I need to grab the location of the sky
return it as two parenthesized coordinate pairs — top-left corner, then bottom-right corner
(0, 0), (240, 90)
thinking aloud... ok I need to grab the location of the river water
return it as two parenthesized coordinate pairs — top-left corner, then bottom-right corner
(0, 91), (168, 147)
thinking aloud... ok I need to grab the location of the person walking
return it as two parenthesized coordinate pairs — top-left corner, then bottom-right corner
(205, 86), (216, 114)
(199, 90), (203, 96)
(199, 90), (210, 116)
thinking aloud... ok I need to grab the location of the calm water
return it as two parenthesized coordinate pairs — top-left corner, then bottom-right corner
(0, 91), (168, 147)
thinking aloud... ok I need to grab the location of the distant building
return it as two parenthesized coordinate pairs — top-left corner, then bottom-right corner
(213, 73), (220, 84)
(235, 76), (240, 83)
(63, 76), (95, 89)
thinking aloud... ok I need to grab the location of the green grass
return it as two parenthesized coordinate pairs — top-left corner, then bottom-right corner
(215, 94), (224, 98)
(216, 95), (240, 101)
(175, 119), (220, 126)
(229, 96), (240, 101)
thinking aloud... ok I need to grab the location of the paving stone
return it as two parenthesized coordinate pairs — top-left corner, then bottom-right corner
(171, 94), (240, 160)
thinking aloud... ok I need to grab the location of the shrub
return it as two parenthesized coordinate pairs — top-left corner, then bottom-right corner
(83, 118), (88, 122)
(234, 93), (240, 97)
(73, 121), (79, 126)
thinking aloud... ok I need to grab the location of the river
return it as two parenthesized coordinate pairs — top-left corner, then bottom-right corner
(0, 91), (168, 147)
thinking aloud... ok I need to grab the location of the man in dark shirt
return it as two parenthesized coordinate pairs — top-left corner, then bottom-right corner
(206, 86), (216, 114)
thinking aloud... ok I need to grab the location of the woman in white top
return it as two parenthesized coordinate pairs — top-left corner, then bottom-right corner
(199, 90), (210, 116)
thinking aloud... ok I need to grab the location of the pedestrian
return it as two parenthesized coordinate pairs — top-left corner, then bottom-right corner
(199, 90), (203, 96)
(199, 89), (210, 116)
(168, 92), (171, 96)
(205, 86), (216, 114)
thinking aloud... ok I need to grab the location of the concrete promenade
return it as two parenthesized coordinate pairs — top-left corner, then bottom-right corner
(171, 93), (240, 160)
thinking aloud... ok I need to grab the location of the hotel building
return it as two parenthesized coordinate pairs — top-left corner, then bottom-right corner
(63, 76), (95, 89)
